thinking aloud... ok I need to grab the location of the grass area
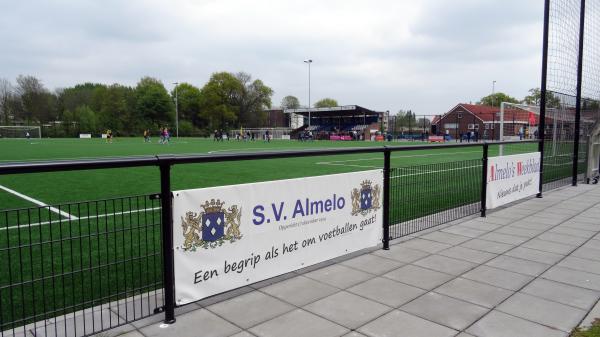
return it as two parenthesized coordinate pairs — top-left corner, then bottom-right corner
(571, 319), (600, 337)
(0, 137), (568, 330)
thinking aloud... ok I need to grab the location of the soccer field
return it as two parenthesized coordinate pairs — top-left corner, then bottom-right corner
(0, 137), (559, 332)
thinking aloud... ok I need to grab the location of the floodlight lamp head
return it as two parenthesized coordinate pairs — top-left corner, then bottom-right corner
(304, 59), (313, 63)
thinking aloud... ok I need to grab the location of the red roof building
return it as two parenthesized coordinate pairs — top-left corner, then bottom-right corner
(431, 104), (539, 141)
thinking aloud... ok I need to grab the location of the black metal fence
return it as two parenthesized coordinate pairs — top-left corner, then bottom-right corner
(0, 195), (163, 337)
(2, 139), (590, 337)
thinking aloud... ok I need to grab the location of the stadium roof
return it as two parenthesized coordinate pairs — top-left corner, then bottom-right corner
(284, 105), (380, 117)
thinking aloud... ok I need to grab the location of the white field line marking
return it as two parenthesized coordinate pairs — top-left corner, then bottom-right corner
(391, 164), (482, 178)
(0, 184), (78, 220)
(1, 206), (161, 231)
(316, 150), (482, 167)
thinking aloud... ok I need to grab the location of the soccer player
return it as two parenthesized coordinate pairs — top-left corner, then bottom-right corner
(26, 131), (30, 140)
(106, 129), (113, 143)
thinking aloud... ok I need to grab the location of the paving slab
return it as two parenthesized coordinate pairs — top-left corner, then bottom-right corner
(460, 239), (514, 254)
(537, 232), (588, 246)
(459, 220), (503, 231)
(558, 256), (600, 275)
(484, 255), (550, 277)
(347, 276), (425, 307)
(259, 275), (338, 307)
(206, 291), (294, 329)
(303, 264), (374, 289)
(371, 245), (430, 263)
(413, 254), (477, 276)
(434, 277), (513, 308)
(461, 265), (533, 291)
(303, 291), (391, 330)
(420, 231), (472, 245)
(542, 266), (600, 291)
(340, 253), (405, 275)
(521, 278), (600, 310)
(493, 226), (544, 238)
(497, 292), (586, 332)
(248, 309), (348, 337)
(572, 246), (600, 262)
(549, 226), (596, 239)
(583, 239), (600, 250)
(399, 238), (453, 254)
(358, 310), (457, 337)
(140, 309), (240, 337)
(503, 246), (565, 265)
(401, 292), (488, 330)
(437, 246), (497, 264)
(440, 225), (488, 238)
(229, 332), (256, 337)
(383, 264), (455, 290)
(466, 310), (565, 337)
(479, 232), (529, 245)
(521, 238), (576, 255)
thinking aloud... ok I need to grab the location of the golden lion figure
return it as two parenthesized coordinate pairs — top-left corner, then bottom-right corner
(372, 184), (381, 209)
(225, 205), (242, 240)
(181, 211), (202, 250)
(351, 188), (361, 215)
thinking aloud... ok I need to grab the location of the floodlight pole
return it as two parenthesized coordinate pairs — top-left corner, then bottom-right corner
(173, 82), (179, 138)
(304, 59), (313, 127)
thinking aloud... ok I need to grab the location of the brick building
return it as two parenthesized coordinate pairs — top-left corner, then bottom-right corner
(431, 104), (538, 141)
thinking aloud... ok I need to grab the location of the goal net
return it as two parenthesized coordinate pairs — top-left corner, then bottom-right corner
(0, 126), (42, 139)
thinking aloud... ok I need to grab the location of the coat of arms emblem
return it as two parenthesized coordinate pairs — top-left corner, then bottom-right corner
(180, 199), (242, 250)
(351, 180), (381, 216)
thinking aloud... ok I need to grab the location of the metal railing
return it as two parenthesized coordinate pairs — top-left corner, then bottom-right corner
(0, 139), (561, 336)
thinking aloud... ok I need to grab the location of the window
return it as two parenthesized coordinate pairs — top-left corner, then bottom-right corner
(458, 113), (463, 119)
(485, 124), (489, 130)
(443, 123), (458, 129)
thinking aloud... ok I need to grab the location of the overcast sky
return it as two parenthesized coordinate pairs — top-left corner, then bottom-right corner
(0, 0), (543, 115)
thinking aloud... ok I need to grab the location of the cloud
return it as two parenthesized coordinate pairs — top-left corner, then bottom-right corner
(0, 0), (544, 114)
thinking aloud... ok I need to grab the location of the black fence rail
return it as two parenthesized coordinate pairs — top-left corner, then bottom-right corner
(1, 139), (586, 337)
(389, 159), (482, 239)
(0, 195), (162, 337)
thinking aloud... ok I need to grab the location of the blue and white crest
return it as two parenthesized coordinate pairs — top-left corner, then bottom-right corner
(360, 185), (373, 210)
(180, 199), (242, 251)
(351, 180), (381, 216)
(202, 211), (225, 242)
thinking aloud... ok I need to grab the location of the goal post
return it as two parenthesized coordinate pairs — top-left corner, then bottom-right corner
(0, 126), (42, 139)
(498, 102), (542, 156)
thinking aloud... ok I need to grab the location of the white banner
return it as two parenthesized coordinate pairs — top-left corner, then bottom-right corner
(173, 170), (383, 305)
(486, 152), (541, 209)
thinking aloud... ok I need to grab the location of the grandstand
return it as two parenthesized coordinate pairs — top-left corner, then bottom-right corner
(284, 105), (388, 140)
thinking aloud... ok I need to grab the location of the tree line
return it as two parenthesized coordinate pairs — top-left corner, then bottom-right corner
(0, 72), (276, 137)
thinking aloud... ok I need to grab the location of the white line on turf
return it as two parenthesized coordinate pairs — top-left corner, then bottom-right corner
(316, 150), (482, 167)
(391, 164), (482, 178)
(0, 184), (78, 220)
(0, 206), (161, 231)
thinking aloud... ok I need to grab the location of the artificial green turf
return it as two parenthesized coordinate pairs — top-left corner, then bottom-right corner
(0, 137), (572, 330)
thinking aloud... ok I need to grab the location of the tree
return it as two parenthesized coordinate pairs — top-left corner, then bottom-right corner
(15, 75), (56, 123)
(0, 78), (17, 124)
(281, 95), (300, 110)
(522, 88), (561, 108)
(199, 72), (242, 130)
(234, 72), (273, 127)
(135, 77), (174, 129)
(478, 92), (519, 107)
(171, 83), (203, 128)
(97, 84), (135, 133)
(314, 98), (338, 108)
(393, 109), (417, 131)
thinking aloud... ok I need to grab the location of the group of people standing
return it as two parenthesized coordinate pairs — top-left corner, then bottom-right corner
(140, 127), (170, 144)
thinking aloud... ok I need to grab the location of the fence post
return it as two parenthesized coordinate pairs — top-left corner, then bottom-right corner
(382, 148), (391, 250)
(480, 143), (489, 217)
(572, 0), (586, 187)
(159, 162), (176, 324)
(538, 0), (551, 198)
